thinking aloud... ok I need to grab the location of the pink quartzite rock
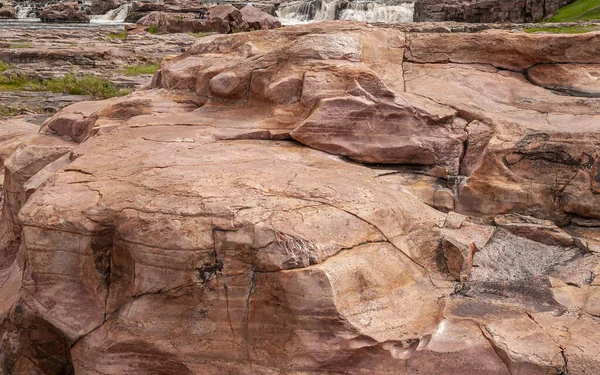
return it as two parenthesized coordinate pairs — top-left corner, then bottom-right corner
(0, 22), (599, 374)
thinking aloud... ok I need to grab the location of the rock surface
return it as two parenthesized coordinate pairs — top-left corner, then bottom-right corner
(0, 5), (15, 19)
(137, 5), (281, 34)
(0, 21), (599, 374)
(414, 0), (576, 23)
(36, 2), (90, 23)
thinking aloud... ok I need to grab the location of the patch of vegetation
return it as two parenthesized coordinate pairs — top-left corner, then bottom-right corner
(0, 74), (45, 91)
(148, 25), (158, 34)
(9, 43), (31, 49)
(524, 24), (599, 33)
(0, 105), (19, 118)
(122, 62), (160, 76)
(108, 30), (128, 40)
(0, 61), (13, 73)
(0, 73), (131, 99)
(174, 15), (182, 21)
(187, 31), (208, 37)
(547, 0), (600, 22)
(44, 74), (131, 99)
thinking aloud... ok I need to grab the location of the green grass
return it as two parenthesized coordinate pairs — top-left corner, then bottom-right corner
(0, 61), (13, 73)
(0, 105), (19, 118)
(108, 30), (128, 40)
(187, 31), (207, 37)
(524, 24), (600, 33)
(9, 43), (31, 49)
(547, 0), (600, 22)
(148, 25), (158, 34)
(121, 63), (160, 76)
(0, 73), (131, 99)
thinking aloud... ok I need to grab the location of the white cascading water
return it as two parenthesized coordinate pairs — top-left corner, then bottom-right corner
(277, 0), (414, 25)
(339, 1), (413, 23)
(14, 3), (36, 19)
(90, 3), (133, 23)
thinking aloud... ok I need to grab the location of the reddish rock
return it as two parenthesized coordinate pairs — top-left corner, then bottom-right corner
(37, 2), (90, 23)
(0, 5), (15, 19)
(414, 0), (576, 23)
(527, 63), (600, 97)
(0, 22), (599, 375)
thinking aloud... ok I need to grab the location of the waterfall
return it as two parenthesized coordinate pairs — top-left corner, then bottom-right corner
(277, 0), (321, 24)
(313, 0), (337, 21)
(277, 0), (415, 25)
(339, 2), (414, 23)
(14, 3), (36, 19)
(90, 3), (132, 23)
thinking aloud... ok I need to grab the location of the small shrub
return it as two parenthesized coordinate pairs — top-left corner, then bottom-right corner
(148, 25), (158, 34)
(174, 15), (182, 21)
(122, 62), (160, 76)
(108, 30), (128, 40)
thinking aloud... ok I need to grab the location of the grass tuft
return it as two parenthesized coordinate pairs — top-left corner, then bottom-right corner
(9, 43), (31, 49)
(122, 63), (160, 76)
(0, 105), (19, 118)
(108, 30), (128, 40)
(524, 24), (600, 33)
(187, 31), (207, 37)
(0, 73), (131, 99)
(0, 61), (13, 73)
(148, 25), (158, 34)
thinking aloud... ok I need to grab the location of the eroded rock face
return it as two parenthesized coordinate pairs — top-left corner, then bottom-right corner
(414, 0), (576, 23)
(1, 22), (599, 374)
(36, 2), (90, 23)
(137, 5), (281, 34)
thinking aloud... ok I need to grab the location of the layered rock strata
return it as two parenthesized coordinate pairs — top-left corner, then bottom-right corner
(0, 22), (599, 374)
(414, 0), (576, 22)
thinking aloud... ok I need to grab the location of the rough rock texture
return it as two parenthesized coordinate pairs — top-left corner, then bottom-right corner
(0, 5), (15, 19)
(36, 2), (91, 23)
(89, 0), (126, 15)
(137, 5), (281, 34)
(0, 22), (600, 374)
(414, 0), (576, 23)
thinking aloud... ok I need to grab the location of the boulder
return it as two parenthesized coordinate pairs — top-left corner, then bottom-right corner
(137, 5), (281, 34)
(36, 2), (90, 23)
(0, 5), (15, 19)
(89, 0), (126, 15)
(239, 5), (281, 30)
(413, 0), (576, 23)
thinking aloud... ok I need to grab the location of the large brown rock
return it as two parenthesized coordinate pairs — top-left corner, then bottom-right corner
(0, 22), (599, 374)
(0, 5), (16, 19)
(36, 2), (90, 23)
(413, 0), (576, 23)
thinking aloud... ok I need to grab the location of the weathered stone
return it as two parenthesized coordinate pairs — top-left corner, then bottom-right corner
(414, 0), (576, 23)
(37, 2), (90, 23)
(0, 21), (599, 375)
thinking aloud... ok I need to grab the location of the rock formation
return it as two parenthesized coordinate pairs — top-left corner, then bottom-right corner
(414, 0), (576, 22)
(36, 2), (90, 23)
(0, 22), (599, 374)
(0, 4), (15, 18)
(137, 5), (281, 34)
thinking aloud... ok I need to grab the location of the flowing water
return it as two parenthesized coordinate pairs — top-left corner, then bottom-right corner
(90, 3), (133, 23)
(277, 0), (415, 25)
